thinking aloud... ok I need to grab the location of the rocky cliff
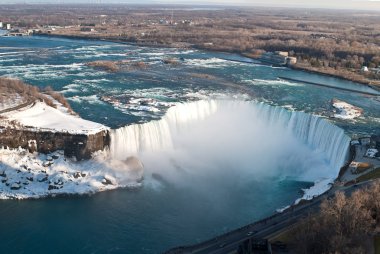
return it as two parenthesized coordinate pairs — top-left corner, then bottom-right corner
(0, 127), (110, 160)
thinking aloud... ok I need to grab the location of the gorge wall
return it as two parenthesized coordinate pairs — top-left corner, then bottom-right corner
(0, 127), (110, 160)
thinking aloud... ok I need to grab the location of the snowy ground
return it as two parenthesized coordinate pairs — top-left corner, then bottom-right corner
(365, 148), (379, 158)
(295, 178), (334, 204)
(1, 100), (108, 135)
(0, 148), (143, 199)
(277, 178), (334, 212)
(332, 99), (363, 120)
(0, 93), (26, 111)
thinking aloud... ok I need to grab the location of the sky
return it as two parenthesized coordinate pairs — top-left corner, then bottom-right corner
(0, 0), (380, 11)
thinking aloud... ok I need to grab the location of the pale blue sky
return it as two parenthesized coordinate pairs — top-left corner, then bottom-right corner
(0, 0), (380, 11)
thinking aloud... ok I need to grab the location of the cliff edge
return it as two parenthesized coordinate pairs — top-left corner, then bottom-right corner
(0, 78), (110, 160)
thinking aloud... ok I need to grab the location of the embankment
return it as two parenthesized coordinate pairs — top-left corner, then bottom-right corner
(0, 127), (110, 160)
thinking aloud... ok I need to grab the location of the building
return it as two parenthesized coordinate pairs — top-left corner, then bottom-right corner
(286, 57), (297, 65)
(260, 51), (297, 66)
(80, 27), (95, 32)
(0, 22), (3, 28)
(6, 24), (11, 30)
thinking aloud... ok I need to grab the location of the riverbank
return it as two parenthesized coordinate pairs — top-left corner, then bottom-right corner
(279, 77), (380, 96)
(37, 32), (380, 91)
(290, 64), (380, 91)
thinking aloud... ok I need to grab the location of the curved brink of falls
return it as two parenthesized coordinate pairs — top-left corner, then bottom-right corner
(110, 100), (350, 187)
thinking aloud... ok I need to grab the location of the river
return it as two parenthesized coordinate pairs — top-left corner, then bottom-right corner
(0, 36), (379, 253)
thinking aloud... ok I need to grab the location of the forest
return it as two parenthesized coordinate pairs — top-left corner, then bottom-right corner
(292, 180), (380, 254)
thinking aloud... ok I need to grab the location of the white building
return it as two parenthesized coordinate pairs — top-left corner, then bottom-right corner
(6, 24), (11, 30)
(0, 22), (3, 28)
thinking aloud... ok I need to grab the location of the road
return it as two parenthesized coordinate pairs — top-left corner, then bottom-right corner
(0, 100), (33, 114)
(164, 180), (374, 254)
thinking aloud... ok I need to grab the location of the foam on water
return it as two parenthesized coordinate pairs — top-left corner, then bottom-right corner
(184, 58), (236, 68)
(243, 78), (303, 87)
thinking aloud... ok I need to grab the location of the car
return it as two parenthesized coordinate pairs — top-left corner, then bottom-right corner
(246, 231), (257, 236)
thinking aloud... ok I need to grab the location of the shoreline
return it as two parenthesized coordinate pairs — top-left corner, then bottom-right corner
(290, 65), (380, 92)
(35, 33), (380, 91)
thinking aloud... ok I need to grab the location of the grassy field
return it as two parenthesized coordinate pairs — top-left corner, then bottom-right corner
(357, 167), (380, 182)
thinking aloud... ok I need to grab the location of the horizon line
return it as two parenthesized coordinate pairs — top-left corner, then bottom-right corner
(0, 2), (379, 12)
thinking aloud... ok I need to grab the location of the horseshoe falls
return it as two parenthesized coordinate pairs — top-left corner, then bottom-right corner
(110, 100), (350, 184)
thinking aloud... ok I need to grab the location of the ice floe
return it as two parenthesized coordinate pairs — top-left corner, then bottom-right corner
(331, 98), (363, 120)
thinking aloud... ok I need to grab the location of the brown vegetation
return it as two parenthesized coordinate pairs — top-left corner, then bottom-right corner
(86, 60), (150, 72)
(162, 58), (180, 65)
(43, 86), (73, 112)
(0, 77), (72, 112)
(292, 180), (380, 254)
(189, 73), (218, 80)
(0, 77), (42, 102)
(1, 5), (379, 85)
(130, 61), (147, 69)
(86, 60), (120, 72)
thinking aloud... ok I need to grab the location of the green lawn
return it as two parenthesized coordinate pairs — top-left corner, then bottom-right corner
(357, 167), (380, 182)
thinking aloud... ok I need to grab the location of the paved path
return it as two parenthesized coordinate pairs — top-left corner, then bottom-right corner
(0, 100), (33, 115)
(341, 144), (380, 182)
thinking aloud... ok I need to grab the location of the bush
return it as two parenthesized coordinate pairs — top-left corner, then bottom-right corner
(292, 180), (380, 254)
(0, 77), (72, 112)
(86, 60), (120, 72)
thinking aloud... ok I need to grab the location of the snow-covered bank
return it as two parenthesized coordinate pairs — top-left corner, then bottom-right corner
(2, 100), (108, 135)
(276, 178), (334, 213)
(0, 148), (143, 199)
(295, 178), (334, 204)
(332, 99), (363, 120)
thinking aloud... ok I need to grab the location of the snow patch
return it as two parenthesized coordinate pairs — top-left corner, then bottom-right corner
(294, 178), (333, 205)
(365, 148), (378, 158)
(0, 148), (143, 199)
(2, 100), (108, 135)
(332, 99), (362, 120)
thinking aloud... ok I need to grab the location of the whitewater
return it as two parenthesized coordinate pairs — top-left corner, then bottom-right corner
(110, 100), (350, 201)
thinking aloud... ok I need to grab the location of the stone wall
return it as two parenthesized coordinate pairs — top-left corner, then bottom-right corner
(0, 127), (110, 160)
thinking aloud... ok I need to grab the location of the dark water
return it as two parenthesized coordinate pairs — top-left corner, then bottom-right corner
(0, 179), (311, 253)
(0, 36), (379, 253)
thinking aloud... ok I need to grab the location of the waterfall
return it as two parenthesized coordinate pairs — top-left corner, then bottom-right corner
(109, 100), (218, 159)
(110, 100), (350, 174)
(255, 103), (350, 173)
